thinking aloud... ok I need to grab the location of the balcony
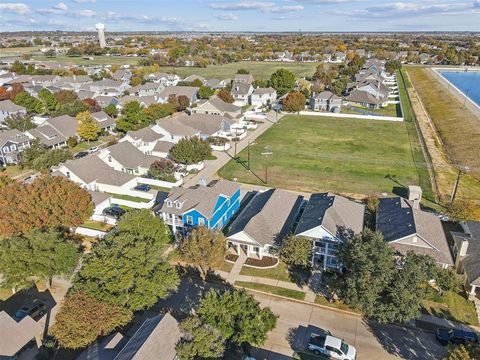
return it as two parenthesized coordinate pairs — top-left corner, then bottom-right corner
(164, 217), (184, 227)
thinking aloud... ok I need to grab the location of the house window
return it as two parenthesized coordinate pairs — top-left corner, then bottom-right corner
(66, 171), (70, 178)
(175, 202), (182, 209)
(10, 145), (16, 151)
(166, 200), (172, 207)
(108, 156), (112, 162)
(186, 216), (193, 225)
(198, 218), (204, 226)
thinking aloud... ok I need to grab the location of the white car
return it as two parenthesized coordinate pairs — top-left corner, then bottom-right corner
(307, 332), (356, 360)
(88, 146), (99, 153)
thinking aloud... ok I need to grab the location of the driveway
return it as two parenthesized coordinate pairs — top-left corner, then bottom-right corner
(183, 111), (281, 188)
(250, 292), (447, 360)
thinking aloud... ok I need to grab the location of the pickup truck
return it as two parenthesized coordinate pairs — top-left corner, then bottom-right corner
(307, 332), (356, 360)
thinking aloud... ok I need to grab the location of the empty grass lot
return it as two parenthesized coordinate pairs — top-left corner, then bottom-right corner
(218, 115), (432, 198)
(235, 281), (306, 300)
(31, 54), (140, 66)
(160, 61), (318, 80)
(422, 291), (479, 326)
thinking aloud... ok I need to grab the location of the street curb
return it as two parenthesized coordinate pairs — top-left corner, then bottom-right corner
(234, 284), (362, 318)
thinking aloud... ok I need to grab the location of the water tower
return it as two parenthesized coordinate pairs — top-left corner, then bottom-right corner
(95, 23), (106, 48)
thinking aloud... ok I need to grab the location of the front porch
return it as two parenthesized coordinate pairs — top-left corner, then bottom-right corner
(227, 241), (261, 260)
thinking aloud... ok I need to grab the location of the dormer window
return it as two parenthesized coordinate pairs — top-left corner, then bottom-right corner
(166, 200), (172, 207)
(108, 156), (112, 162)
(175, 202), (182, 209)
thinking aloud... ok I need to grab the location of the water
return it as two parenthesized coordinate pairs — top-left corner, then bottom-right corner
(440, 71), (480, 107)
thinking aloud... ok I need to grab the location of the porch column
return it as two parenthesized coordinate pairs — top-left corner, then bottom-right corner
(237, 243), (240, 255)
(323, 243), (328, 270)
(470, 285), (476, 297)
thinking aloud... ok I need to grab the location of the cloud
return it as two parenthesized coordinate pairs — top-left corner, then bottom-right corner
(53, 2), (68, 11)
(297, 0), (358, 3)
(209, 1), (303, 13)
(72, 9), (96, 17)
(344, 1), (480, 18)
(72, 0), (96, 3)
(0, 3), (31, 15)
(213, 13), (239, 20)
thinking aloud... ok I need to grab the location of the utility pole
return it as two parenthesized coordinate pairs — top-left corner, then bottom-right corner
(261, 145), (273, 184)
(450, 166), (469, 204)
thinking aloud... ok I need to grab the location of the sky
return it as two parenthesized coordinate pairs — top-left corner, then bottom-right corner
(1, 0), (480, 32)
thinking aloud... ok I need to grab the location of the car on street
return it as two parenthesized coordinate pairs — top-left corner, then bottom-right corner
(307, 331), (356, 360)
(14, 300), (46, 321)
(102, 206), (126, 219)
(74, 151), (89, 159)
(436, 328), (479, 346)
(88, 146), (99, 154)
(134, 184), (151, 192)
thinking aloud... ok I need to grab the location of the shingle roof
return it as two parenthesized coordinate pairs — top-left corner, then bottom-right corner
(231, 82), (252, 96)
(60, 155), (135, 186)
(158, 86), (198, 100)
(227, 189), (303, 246)
(0, 99), (26, 112)
(28, 124), (66, 147)
(170, 113), (231, 136)
(156, 116), (199, 138)
(88, 190), (112, 207)
(295, 193), (365, 239)
(452, 221), (480, 285)
(114, 313), (180, 360)
(253, 87), (276, 95)
(152, 140), (174, 153)
(0, 311), (41, 357)
(91, 111), (115, 129)
(345, 90), (386, 105)
(105, 141), (158, 168)
(0, 129), (30, 147)
(46, 115), (78, 138)
(376, 197), (453, 265)
(126, 126), (164, 142)
(313, 91), (341, 101)
(197, 96), (241, 113)
(160, 180), (239, 219)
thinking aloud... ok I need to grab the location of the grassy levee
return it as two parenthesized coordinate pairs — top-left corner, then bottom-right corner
(218, 114), (431, 198)
(406, 67), (480, 202)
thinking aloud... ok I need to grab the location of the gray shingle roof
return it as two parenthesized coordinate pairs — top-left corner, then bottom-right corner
(345, 90), (386, 105)
(376, 197), (453, 265)
(91, 111), (115, 129)
(0, 129), (31, 147)
(158, 86), (198, 100)
(126, 126), (164, 142)
(231, 82), (252, 96)
(105, 141), (158, 168)
(170, 113), (231, 137)
(156, 116), (199, 138)
(452, 221), (480, 285)
(197, 95), (241, 114)
(28, 124), (66, 147)
(0, 99), (26, 112)
(227, 189), (303, 246)
(0, 311), (41, 357)
(295, 193), (365, 239)
(46, 115), (78, 138)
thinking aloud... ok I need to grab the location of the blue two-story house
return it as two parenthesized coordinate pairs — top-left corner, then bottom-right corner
(157, 180), (240, 237)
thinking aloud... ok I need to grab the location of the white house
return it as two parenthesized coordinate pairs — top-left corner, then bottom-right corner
(250, 87), (277, 107)
(231, 82), (254, 106)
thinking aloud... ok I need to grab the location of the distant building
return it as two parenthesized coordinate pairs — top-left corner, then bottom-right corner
(95, 23), (106, 48)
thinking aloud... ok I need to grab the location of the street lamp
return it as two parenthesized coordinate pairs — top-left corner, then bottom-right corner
(261, 145), (273, 184)
(450, 165), (470, 204)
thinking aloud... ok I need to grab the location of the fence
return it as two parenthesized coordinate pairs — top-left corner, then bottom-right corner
(75, 227), (108, 238)
(297, 110), (404, 122)
(111, 197), (155, 209)
(136, 177), (183, 188)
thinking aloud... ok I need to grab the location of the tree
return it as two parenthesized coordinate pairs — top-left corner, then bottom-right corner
(170, 136), (212, 165)
(444, 343), (480, 360)
(0, 175), (93, 238)
(0, 229), (79, 292)
(279, 235), (312, 268)
(104, 103), (118, 117)
(269, 68), (296, 97)
(217, 89), (234, 103)
(169, 95), (190, 111)
(176, 316), (226, 360)
(116, 101), (148, 132)
(20, 140), (72, 172)
(143, 103), (174, 123)
(180, 227), (227, 278)
(339, 230), (396, 317)
(76, 111), (101, 142)
(282, 92), (306, 112)
(148, 158), (176, 182)
(130, 75), (143, 87)
(67, 136), (78, 148)
(4, 113), (36, 131)
(198, 86), (214, 99)
(116, 209), (172, 247)
(329, 77), (348, 96)
(196, 289), (278, 351)
(53, 100), (89, 117)
(74, 231), (179, 311)
(54, 90), (78, 104)
(38, 88), (59, 114)
(446, 200), (480, 222)
(52, 292), (132, 349)
(0, 83), (24, 101)
(13, 91), (43, 113)
(433, 267), (463, 295)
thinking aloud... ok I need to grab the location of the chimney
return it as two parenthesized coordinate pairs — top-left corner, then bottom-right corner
(459, 239), (469, 257)
(408, 185), (422, 209)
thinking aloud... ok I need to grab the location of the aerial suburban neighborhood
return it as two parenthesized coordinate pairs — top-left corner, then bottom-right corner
(1, 1), (480, 359)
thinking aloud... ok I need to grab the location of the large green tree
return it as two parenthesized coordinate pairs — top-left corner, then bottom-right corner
(52, 292), (132, 349)
(180, 227), (227, 278)
(176, 316), (226, 360)
(13, 91), (43, 113)
(279, 235), (312, 268)
(196, 289), (277, 351)
(38, 88), (59, 114)
(20, 141), (72, 172)
(74, 231), (179, 311)
(116, 209), (172, 247)
(76, 111), (101, 142)
(0, 229), (79, 292)
(269, 68), (296, 96)
(4, 113), (36, 131)
(170, 137), (212, 165)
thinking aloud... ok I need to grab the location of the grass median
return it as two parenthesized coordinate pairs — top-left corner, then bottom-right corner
(235, 281), (306, 300)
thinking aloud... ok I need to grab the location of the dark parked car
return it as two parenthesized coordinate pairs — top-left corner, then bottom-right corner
(74, 151), (89, 159)
(436, 328), (479, 346)
(134, 184), (151, 192)
(14, 300), (46, 321)
(102, 206), (126, 219)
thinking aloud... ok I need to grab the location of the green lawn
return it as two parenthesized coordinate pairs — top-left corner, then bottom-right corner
(80, 220), (114, 232)
(140, 184), (172, 192)
(314, 295), (360, 314)
(160, 61), (318, 80)
(240, 261), (292, 283)
(235, 281), (306, 300)
(218, 114), (432, 197)
(422, 291), (479, 326)
(348, 103), (402, 117)
(108, 193), (152, 203)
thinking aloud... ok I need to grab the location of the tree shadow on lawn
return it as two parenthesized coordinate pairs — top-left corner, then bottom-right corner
(364, 319), (447, 360)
